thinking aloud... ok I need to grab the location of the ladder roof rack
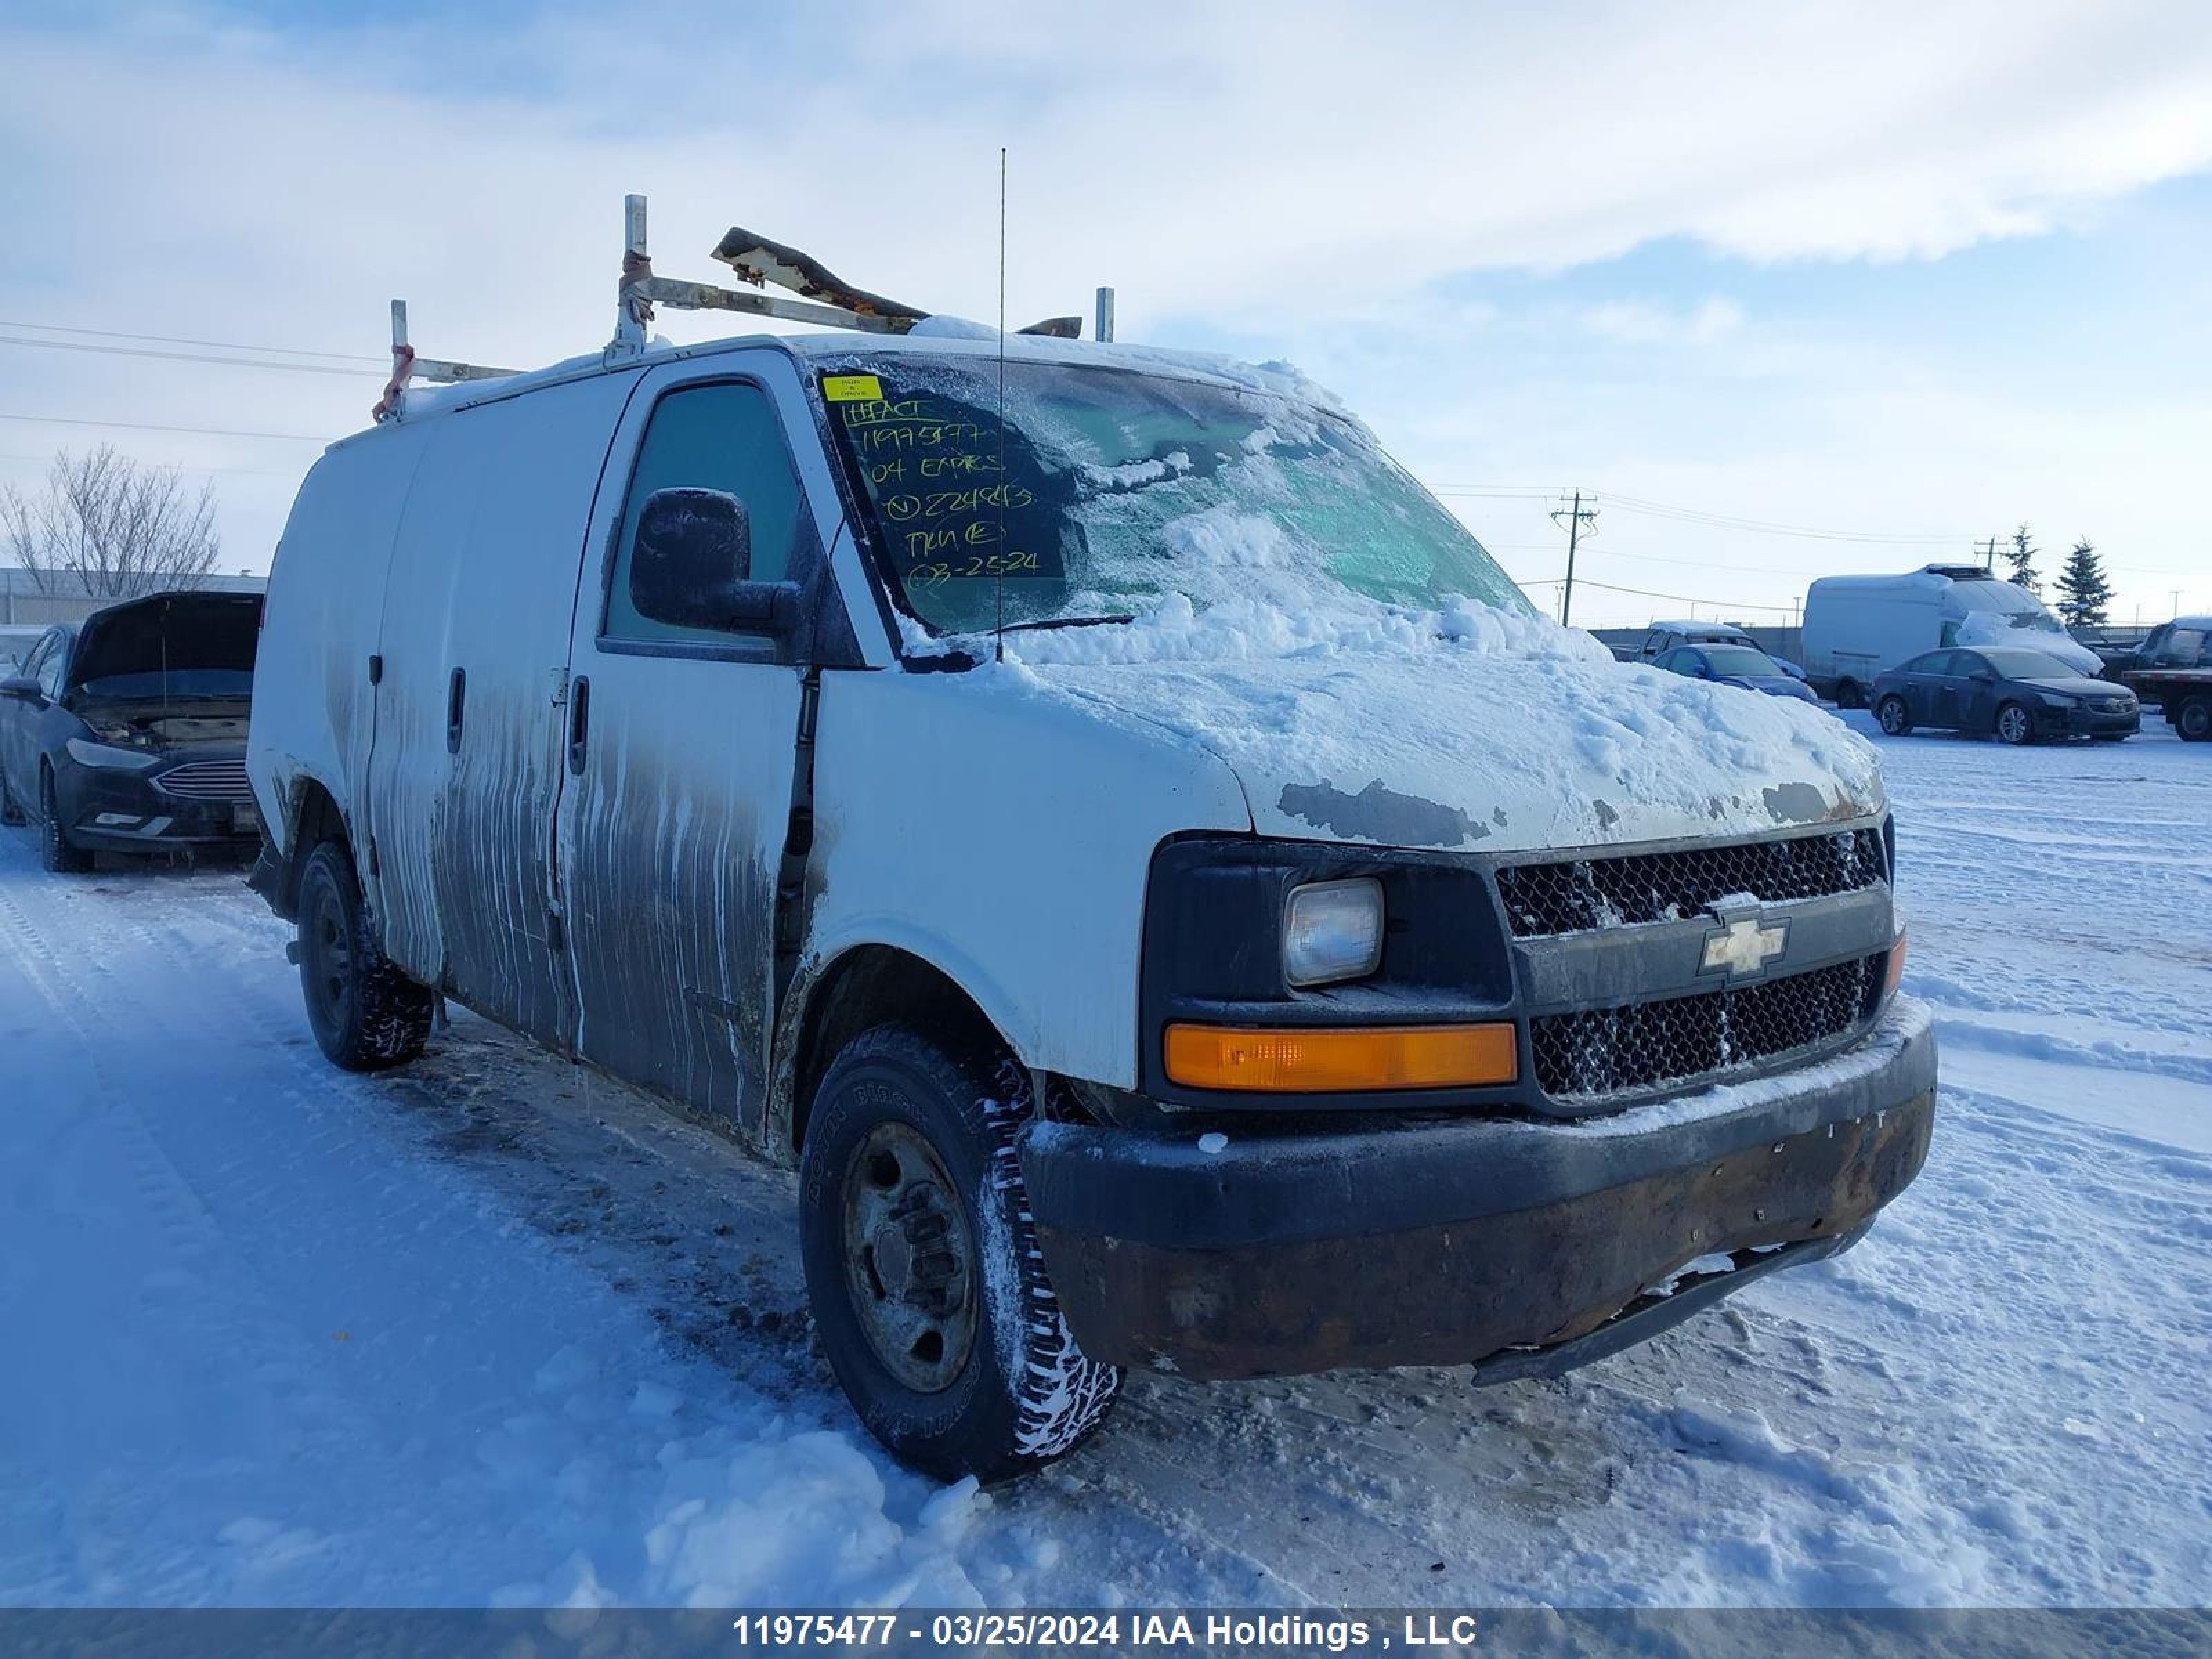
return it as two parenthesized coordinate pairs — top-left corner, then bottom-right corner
(373, 193), (1096, 422)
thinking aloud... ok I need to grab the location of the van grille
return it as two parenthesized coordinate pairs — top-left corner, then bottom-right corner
(1531, 952), (1885, 1103)
(156, 759), (252, 803)
(1496, 825), (1886, 939)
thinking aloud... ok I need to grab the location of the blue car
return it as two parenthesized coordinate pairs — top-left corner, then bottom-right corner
(1653, 643), (1819, 703)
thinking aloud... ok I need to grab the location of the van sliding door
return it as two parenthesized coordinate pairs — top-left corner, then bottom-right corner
(366, 375), (638, 1045)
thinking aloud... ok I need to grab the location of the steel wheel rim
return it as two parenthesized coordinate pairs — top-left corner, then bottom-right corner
(308, 882), (354, 1033)
(839, 1119), (977, 1393)
(2184, 704), (2210, 740)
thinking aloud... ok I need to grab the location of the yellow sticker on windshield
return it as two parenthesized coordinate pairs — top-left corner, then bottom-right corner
(821, 374), (885, 403)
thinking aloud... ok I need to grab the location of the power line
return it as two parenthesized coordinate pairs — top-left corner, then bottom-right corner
(0, 449), (306, 480)
(0, 333), (381, 378)
(0, 411), (328, 442)
(1598, 492), (1962, 545)
(1429, 481), (1964, 545)
(1517, 574), (1796, 612)
(0, 319), (386, 365)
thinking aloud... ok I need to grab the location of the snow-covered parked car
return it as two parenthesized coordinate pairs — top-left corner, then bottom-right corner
(1635, 619), (1808, 680)
(0, 591), (264, 871)
(245, 326), (1936, 1480)
(1652, 641), (1820, 704)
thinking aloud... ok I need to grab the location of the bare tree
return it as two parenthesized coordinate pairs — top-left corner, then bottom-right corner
(1, 446), (220, 598)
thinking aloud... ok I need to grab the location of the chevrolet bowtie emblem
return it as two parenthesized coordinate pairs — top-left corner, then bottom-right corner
(1699, 915), (1790, 978)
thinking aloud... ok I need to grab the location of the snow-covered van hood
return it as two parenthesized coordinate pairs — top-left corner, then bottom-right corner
(991, 597), (1884, 855)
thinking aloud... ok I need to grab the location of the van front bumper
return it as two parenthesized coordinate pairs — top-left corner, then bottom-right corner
(1020, 998), (1936, 1382)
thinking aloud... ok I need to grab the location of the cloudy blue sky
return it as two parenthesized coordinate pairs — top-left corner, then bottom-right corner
(3, 1), (2209, 626)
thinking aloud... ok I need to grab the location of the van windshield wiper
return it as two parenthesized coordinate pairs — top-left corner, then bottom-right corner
(994, 614), (1136, 636)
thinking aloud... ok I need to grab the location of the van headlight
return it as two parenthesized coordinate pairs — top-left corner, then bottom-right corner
(1282, 878), (1385, 987)
(65, 738), (162, 771)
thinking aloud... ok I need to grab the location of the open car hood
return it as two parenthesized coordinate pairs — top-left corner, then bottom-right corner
(68, 590), (263, 696)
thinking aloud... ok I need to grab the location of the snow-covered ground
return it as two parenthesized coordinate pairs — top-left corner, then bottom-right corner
(2, 714), (2206, 1609)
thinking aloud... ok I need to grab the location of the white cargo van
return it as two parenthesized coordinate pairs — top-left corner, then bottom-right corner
(247, 308), (1934, 1479)
(1802, 563), (2099, 707)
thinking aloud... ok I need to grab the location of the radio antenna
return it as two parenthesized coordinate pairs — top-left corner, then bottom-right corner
(994, 146), (1008, 664)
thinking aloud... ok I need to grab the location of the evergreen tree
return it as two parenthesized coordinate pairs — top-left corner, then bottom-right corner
(2005, 524), (2040, 597)
(2054, 538), (2114, 628)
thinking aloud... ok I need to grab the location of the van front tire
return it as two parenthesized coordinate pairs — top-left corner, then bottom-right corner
(799, 1027), (1123, 1482)
(296, 840), (433, 1071)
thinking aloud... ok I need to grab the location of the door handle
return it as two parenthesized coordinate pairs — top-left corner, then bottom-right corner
(446, 666), (467, 754)
(567, 675), (590, 776)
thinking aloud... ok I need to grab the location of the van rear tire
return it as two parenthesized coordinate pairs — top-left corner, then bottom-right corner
(296, 840), (433, 1071)
(799, 1026), (1122, 1481)
(1835, 681), (1866, 711)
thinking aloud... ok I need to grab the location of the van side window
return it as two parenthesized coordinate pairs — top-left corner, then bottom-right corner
(605, 381), (806, 644)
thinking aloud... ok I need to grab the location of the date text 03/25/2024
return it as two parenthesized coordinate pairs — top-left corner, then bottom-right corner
(729, 1613), (1487, 1651)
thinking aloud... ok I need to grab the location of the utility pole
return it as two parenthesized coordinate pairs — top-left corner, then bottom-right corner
(1550, 489), (1598, 626)
(1978, 535), (2000, 573)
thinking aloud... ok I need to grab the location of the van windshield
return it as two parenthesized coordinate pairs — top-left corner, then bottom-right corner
(1951, 577), (2067, 635)
(814, 355), (1528, 637)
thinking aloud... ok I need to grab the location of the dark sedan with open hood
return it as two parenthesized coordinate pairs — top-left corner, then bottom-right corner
(0, 590), (263, 870)
(1871, 645), (2139, 745)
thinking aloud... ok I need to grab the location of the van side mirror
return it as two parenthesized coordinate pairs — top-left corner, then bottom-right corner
(0, 675), (40, 702)
(628, 487), (800, 639)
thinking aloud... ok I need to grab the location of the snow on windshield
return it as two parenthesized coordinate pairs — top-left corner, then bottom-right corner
(1951, 577), (2066, 636)
(817, 355), (1528, 642)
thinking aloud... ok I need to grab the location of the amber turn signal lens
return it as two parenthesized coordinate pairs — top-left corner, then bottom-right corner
(1883, 926), (1909, 1002)
(1163, 1022), (1518, 1092)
